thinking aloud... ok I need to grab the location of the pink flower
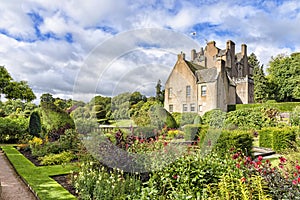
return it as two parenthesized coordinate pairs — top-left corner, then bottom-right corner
(173, 175), (178, 179)
(296, 165), (300, 171)
(236, 163), (240, 168)
(258, 156), (263, 161)
(292, 180), (298, 185)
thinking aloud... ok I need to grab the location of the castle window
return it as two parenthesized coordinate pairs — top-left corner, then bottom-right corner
(201, 85), (207, 96)
(190, 103), (195, 112)
(169, 104), (173, 112)
(183, 104), (188, 112)
(199, 105), (203, 112)
(186, 85), (191, 97)
(168, 87), (172, 98)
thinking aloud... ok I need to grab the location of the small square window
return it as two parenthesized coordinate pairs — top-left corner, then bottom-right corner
(190, 103), (195, 112)
(183, 104), (188, 112)
(199, 105), (203, 112)
(169, 104), (173, 112)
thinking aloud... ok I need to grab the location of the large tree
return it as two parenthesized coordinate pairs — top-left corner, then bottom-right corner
(267, 53), (300, 101)
(248, 53), (269, 103)
(0, 66), (36, 102)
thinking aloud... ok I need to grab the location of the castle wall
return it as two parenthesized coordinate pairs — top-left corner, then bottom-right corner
(164, 55), (198, 113)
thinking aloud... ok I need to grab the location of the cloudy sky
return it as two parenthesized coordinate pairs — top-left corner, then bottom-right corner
(1, 0), (300, 102)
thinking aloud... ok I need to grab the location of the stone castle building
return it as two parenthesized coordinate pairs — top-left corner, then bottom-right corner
(164, 40), (254, 115)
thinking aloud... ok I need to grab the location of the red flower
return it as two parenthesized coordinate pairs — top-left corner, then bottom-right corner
(164, 142), (168, 147)
(279, 157), (287, 164)
(266, 159), (270, 164)
(173, 175), (178, 179)
(296, 165), (300, 171)
(298, 177), (300, 183)
(256, 161), (262, 166)
(232, 153), (239, 160)
(294, 172), (298, 177)
(241, 177), (246, 183)
(236, 163), (240, 168)
(258, 156), (263, 161)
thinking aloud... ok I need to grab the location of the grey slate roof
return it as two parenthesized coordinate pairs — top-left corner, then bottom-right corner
(195, 68), (218, 83)
(185, 60), (206, 73)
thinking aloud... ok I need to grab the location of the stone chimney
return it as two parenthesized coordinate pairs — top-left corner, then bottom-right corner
(216, 57), (225, 73)
(226, 40), (235, 55)
(191, 49), (196, 60)
(241, 44), (247, 57)
(177, 52), (185, 60)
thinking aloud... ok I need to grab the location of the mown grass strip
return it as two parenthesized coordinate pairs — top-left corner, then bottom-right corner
(1, 145), (77, 200)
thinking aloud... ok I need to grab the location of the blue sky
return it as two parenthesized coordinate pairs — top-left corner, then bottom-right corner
(0, 0), (299, 102)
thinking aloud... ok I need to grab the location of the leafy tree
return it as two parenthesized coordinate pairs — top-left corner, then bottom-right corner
(3, 81), (36, 102)
(249, 53), (269, 103)
(40, 93), (55, 103)
(267, 53), (300, 101)
(90, 95), (111, 123)
(0, 66), (13, 98)
(29, 111), (41, 137)
(130, 91), (147, 105)
(0, 66), (36, 102)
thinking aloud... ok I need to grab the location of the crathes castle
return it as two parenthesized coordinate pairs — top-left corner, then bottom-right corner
(164, 40), (254, 115)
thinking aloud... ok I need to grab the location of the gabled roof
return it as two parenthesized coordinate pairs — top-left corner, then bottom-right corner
(195, 68), (218, 83)
(185, 60), (206, 73)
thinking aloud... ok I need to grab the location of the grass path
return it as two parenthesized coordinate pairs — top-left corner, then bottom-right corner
(1, 145), (78, 200)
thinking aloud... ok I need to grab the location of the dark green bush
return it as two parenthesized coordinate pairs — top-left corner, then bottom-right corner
(28, 111), (41, 137)
(183, 124), (201, 141)
(259, 127), (297, 152)
(214, 130), (253, 156)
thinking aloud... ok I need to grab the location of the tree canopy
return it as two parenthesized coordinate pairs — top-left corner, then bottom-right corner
(0, 66), (36, 102)
(248, 53), (269, 103)
(267, 53), (300, 101)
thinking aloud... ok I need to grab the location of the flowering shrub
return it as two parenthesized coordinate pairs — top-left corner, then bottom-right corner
(73, 162), (141, 200)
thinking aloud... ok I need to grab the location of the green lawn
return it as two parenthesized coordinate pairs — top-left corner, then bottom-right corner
(1, 145), (78, 200)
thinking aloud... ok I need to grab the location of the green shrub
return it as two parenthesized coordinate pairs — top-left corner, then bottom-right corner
(39, 151), (76, 165)
(73, 162), (141, 200)
(214, 130), (253, 156)
(0, 116), (29, 143)
(290, 106), (300, 126)
(259, 127), (297, 152)
(183, 124), (201, 141)
(172, 112), (200, 127)
(40, 102), (75, 140)
(202, 109), (226, 128)
(224, 107), (278, 130)
(133, 126), (157, 138)
(28, 111), (41, 137)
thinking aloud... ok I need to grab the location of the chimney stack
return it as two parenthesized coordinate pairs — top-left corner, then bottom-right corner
(191, 49), (196, 60)
(241, 44), (247, 57)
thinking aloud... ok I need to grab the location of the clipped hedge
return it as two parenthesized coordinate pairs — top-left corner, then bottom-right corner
(183, 124), (201, 141)
(214, 130), (253, 156)
(259, 127), (297, 152)
(133, 126), (157, 138)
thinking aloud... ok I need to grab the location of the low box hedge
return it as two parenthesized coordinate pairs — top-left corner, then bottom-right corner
(259, 127), (297, 152)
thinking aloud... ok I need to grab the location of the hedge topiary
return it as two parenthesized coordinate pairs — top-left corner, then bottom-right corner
(183, 124), (201, 141)
(259, 127), (297, 152)
(29, 111), (41, 137)
(214, 130), (253, 156)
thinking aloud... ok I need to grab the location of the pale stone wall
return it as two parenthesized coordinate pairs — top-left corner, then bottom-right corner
(197, 82), (217, 115)
(164, 55), (197, 113)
